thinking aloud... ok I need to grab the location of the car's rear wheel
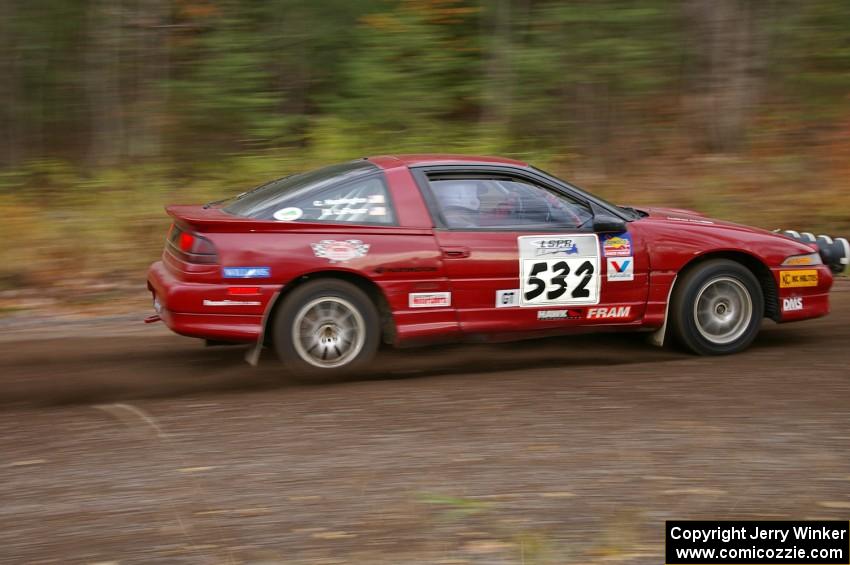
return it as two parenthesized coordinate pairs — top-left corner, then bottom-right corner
(273, 279), (380, 378)
(669, 259), (764, 355)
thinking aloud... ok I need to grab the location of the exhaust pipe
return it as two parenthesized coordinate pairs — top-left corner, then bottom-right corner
(776, 229), (849, 273)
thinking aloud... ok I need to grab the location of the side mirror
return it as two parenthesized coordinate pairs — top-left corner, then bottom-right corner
(590, 202), (627, 233)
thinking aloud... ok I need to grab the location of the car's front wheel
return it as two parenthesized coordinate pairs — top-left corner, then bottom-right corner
(669, 259), (764, 355)
(273, 279), (380, 378)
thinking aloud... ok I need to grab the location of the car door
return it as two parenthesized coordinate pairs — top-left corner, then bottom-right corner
(411, 166), (649, 335)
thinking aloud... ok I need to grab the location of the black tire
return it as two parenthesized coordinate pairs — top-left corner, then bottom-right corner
(273, 279), (380, 379)
(669, 259), (764, 355)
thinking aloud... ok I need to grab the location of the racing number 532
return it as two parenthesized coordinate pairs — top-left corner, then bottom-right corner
(524, 260), (595, 301)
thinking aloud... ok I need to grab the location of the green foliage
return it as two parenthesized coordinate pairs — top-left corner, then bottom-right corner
(326, 1), (483, 152)
(2, 0), (848, 165)
(771, 0), (850, 118)
(1, 0), (849, 290)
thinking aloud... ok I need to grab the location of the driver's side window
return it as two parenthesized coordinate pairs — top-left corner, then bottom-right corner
(428, 175), (592, 230)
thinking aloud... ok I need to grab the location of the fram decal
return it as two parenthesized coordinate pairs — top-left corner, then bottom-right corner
(222, 266), (271, 278)
(496, 289), (520, 308)
(601, 233), (632, 257)
(780, 269), (818, 288)
(311, 240), (370, 262)
(409, 292), (451, 308)
(607, 257), (634, 282)
(537, 309), (582, 320)
(587, 306), (631, 319)
(782, 297), (803, 312)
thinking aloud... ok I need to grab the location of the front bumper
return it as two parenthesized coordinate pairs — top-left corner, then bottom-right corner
(147, 261), (272, 342)
(773, 264), (833, 322)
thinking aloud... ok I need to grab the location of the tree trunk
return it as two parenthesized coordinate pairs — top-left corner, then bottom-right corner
(128, 0), (169, 159)
(0, 0), (22, 166)
(480, 0), (512, 134)
(683, 0), (767, 153)
(86, 0), (126, 168)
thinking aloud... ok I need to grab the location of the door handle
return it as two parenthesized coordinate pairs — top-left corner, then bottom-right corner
(442, 246), (470, 258)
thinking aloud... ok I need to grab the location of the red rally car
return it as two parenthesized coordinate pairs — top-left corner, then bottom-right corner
(147, 155), (848, 376)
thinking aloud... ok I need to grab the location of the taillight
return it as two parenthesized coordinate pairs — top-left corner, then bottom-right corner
(179, 232), (194, 251)
(167, 224), (218, 264)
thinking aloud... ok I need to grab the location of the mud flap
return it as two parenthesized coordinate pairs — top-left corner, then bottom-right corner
(245, 290), (281, 367)
(649, 274), (677, 347)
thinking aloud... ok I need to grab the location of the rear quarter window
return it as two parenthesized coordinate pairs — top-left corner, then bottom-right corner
(223, 160), (395, 225)
(280, 175), (394, 225)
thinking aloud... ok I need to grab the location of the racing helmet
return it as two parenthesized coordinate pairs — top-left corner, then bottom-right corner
(436, 181), (480, 211)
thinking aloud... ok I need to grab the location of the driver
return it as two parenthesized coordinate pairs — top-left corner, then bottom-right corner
(435, 181), (480, 228)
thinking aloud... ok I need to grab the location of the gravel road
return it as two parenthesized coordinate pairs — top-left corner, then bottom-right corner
(1, 281), (849, 564)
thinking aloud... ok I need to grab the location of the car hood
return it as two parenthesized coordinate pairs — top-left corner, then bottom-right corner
(633, 206), (818, 254)
(641, 206), (770, 233)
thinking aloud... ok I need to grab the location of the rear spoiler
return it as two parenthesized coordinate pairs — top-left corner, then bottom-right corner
(165, 205), (431, 236)
(166, 205), (247, 228)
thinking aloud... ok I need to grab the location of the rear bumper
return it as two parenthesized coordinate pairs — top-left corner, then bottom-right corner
(147, 261), (269, 342)
(773, 265), (833, 322)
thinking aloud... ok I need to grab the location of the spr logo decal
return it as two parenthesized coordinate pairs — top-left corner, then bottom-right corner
(780, 269), (818, 288)
(531, 238), (580, 257)
(311, 240), (370, 263)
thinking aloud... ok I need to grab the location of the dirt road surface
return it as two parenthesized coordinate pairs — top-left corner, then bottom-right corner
(2, 281), (849, 564)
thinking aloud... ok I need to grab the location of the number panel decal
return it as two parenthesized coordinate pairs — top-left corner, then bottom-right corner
(518, 234), (600, 306)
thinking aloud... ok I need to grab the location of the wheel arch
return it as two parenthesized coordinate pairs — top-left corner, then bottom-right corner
(262, 270), (396, 348)
(673, 250), (779, 321)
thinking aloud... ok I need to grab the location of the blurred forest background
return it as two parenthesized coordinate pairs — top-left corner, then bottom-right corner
(0, 0), (848, 299)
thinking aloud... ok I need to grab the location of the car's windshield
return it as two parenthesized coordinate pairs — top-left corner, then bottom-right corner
(222, 160), (380, 219)
(529, 166), (645, 220)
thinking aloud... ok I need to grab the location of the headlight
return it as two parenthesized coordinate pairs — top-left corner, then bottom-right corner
(781, 252), (822, 266)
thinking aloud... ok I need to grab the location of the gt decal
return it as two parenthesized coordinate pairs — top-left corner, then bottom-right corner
(518, 235), (600, 307)
(496, 289), (519, 308)
(607, 257), (634, 282)
(587, 306), (631, 319)
(780, 269), (818, 288)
